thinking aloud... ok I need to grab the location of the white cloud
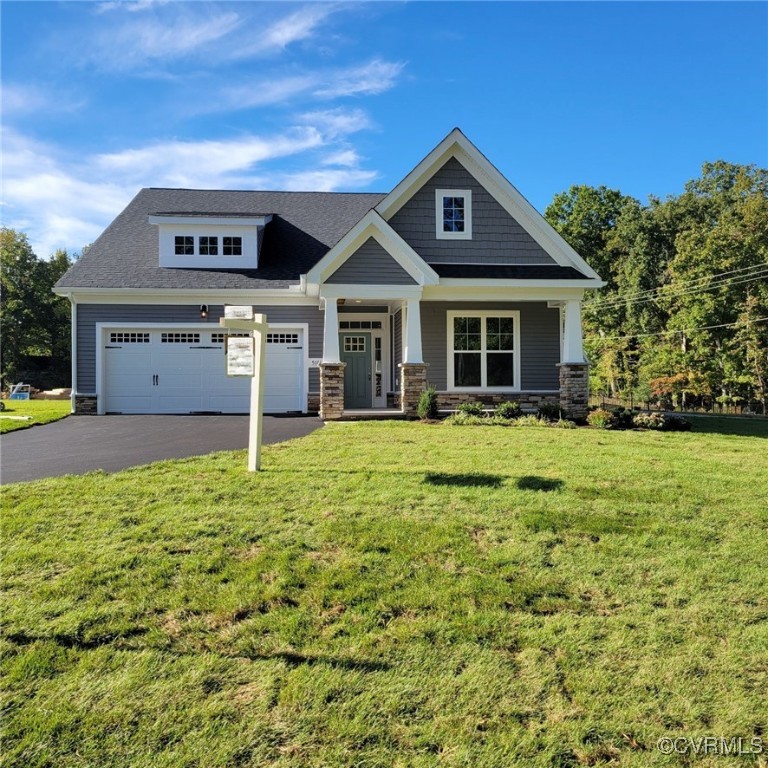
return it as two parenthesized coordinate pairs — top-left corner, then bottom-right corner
(314, 58), (405, 98)
(96, 0), (170, 13)
(297, 108), (372, 138)
(1, 117), (379, 256)
(2, 83), (86, 116)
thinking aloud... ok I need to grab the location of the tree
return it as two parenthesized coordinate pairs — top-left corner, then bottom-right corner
(0, 229), (73, 389)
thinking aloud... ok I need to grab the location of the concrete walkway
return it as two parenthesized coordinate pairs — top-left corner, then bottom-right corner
(0, 414), (322, 484)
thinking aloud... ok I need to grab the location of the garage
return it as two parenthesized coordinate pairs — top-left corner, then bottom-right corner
(102, 327), (305, 414)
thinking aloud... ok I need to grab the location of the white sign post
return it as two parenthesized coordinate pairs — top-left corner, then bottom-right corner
(220, 307), (268, 471)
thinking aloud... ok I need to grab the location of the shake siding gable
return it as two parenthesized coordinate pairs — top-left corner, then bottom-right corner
(325, 237), (417, 285)
(388, 157), (557, 265)
(420, 302), (561, 390)
(76, 304), (324, 393)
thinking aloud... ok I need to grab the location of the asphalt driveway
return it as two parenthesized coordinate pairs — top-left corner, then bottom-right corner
(0, 414), (323, 484)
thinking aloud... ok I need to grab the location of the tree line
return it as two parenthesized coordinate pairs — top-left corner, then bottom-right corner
(1, 229), (73, 391)
(544, 161), (768, 414)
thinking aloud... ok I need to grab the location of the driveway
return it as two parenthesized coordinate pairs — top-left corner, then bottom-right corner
(0, 414), (323, 484)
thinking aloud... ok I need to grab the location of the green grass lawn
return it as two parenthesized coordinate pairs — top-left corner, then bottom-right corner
(2, 420), (767, 767)
(0, 399), (70, 433)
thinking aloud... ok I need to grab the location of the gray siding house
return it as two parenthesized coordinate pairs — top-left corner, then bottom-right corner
(55, 129), (603, 419)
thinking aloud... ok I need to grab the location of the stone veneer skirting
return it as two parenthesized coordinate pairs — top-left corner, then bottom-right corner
(319, 363), (346, 420)
(399, 363), (429, 417)
(558, 363), (590, 420)
(435, 391), (560, 410)
(74, 395), (98, 415)
(307, 392), (320, 414)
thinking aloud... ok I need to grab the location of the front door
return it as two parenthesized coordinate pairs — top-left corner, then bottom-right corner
(340, 333), (372, 409)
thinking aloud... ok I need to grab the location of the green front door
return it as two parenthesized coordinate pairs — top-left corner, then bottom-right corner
(340, 333), (372, 409)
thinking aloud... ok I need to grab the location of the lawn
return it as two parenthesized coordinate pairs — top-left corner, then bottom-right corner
(0, 399), (70, 433)
(2, 420), (767, 767)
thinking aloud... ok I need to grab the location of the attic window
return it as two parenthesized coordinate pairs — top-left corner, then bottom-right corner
(223, 236), (242, 256)
(436, 189), (472, 240)
(199, 236), (218, 255)
(175, 236), (193, 255)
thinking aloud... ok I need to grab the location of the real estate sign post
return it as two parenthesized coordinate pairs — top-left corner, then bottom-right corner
(220, 308), (268, 471)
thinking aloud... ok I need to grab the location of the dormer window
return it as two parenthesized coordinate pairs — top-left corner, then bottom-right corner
(223, 237), (242, 256)
(199, 236), (218, 255)
(175, 236), (193, 255)
(436, 189), (472, 240)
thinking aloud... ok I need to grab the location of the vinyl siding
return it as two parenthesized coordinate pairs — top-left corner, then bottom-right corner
(325, 237), (416, 285)
(76, 304), (324, 393)
(393, 309), (403, 390)
(388, 157), (556, 265)
(421, 301), (560, 390)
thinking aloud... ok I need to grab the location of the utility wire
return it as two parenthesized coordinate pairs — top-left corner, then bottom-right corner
(589, 262), (768, 308)
(586, 316), (768, 342)
(587, 269), (768, 311)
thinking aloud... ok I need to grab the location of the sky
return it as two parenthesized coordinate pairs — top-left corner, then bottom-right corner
(1, 1), (766, 258)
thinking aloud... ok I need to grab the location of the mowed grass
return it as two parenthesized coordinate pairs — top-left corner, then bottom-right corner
(0, 399), (70, 433)
(2, 420), (767, 768)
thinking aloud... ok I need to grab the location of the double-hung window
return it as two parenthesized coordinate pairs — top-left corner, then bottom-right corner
(448, 311), (520, 390)
(436, 189), (472, 239)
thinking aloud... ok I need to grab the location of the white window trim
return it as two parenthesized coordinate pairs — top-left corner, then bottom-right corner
(435, 189), (472, 240)
(446, 310), (521, 391)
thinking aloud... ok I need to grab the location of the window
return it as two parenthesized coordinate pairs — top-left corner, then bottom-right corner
(110, 332), (150, 343)
(267, 333), (299, 345)
(199, 236), (218, 255)
(223, 236), (242, 256)
(448, 312), (519, 390)
(343, 336), (366, 352)
(161, 332), (200, 344)
(339, 321), (382, 330)
(436, 189), (472, 239)
(211, 332), (250, 344)
(175, 236), (193, 255)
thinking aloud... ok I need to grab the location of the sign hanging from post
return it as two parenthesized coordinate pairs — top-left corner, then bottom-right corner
(226, 336), (255, 377)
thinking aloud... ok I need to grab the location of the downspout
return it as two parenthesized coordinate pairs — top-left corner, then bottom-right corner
(69, 294), (77, 414)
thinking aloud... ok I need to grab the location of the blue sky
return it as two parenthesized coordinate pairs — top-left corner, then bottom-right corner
(2, 1), (766, 257)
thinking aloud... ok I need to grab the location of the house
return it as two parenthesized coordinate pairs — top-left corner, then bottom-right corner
(54, 129), (603, 420)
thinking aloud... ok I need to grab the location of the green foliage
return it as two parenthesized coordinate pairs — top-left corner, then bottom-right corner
(0, 230), (74, 389)
(632, 412), (692, 432)
(494, 400), (522, 419)
(537, 403), (565, 422)
(587, 408), (616, 429)
(456, 401), (485, 416)
(416, 385), (438, 420)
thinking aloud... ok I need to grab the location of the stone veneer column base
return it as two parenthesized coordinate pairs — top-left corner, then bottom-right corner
(399, 363), (429, 418)
(74, 395), (98, 415)
(319, 363), (346, 420)
(558, 363), (590, 420)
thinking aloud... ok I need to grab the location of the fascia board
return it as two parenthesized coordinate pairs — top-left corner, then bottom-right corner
(422, 285), (587, 302)
(437, 277), (604, 289)
(320, 284), (423, 300)
(56, 288), (317, 305)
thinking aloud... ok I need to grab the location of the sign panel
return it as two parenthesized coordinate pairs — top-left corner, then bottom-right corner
(224, 305), (254, 320)
(226, 336), (255, 377)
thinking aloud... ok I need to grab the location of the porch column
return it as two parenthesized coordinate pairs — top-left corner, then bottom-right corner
(559, 299), (589, 420)
(322, 298), (340, 363)
(562, 299), (585, 363)
(403, 299), (423, 364)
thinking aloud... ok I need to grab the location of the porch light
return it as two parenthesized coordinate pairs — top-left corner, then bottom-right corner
(200, 304), (208, 319)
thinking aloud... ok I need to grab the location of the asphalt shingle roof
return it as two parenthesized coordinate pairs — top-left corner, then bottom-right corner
(56, 188), (386, 290)
(432, 264), (591, 280)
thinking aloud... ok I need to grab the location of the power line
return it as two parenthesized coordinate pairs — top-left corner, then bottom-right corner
(587, 268), (768, 311)
(586, 316), (768, 343)
(589, 262), (768, 309)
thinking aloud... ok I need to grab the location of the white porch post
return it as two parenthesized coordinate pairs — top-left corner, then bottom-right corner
(562, 299), (585, 363)
(322, 298), (341, 363)
(403, 299), (423, 364)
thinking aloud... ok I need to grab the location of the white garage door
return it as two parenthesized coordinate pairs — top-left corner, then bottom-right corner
(103, 328), (304, 414)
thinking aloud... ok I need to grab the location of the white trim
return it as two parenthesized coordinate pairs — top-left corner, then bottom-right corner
(446, 310), (521, 392)
(95, 321), (308, 415)
(69, 294), (77, 414)
(423, 285), (586, 302)
(375, 128), (602, 281)
(435, 189), (472, 240)
(148, 215), (271, 227)
(438, 277), (603, 289)
(305, 210), (439, 288)
(320, 284), (424, 301)
(54, 290), (314, 305)
(336, 312), (391, 405)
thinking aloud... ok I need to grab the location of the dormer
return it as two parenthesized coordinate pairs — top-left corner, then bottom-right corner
(148, 212), (273, 269)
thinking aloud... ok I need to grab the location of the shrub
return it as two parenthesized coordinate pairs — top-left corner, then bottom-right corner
(513, 415), (548, 427)
(445, 412), (486, 426)
(587, 408), (616, 429)
(663, 414), (692, 432)
(456, 402), (485, 416)
(537, 403), (565, 422)
(632, 412), (666, 430)
(611, 407), (635, 430)
(551, 418), (577, 429)
(417, 386), (438, 420)
(495, 401), (522, 419)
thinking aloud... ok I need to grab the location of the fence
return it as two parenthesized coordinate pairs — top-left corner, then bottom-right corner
(590, 394), (767, 418)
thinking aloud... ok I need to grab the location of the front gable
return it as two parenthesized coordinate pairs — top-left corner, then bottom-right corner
(376, 129), (602, 282)
(326, 237), (417, 285)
